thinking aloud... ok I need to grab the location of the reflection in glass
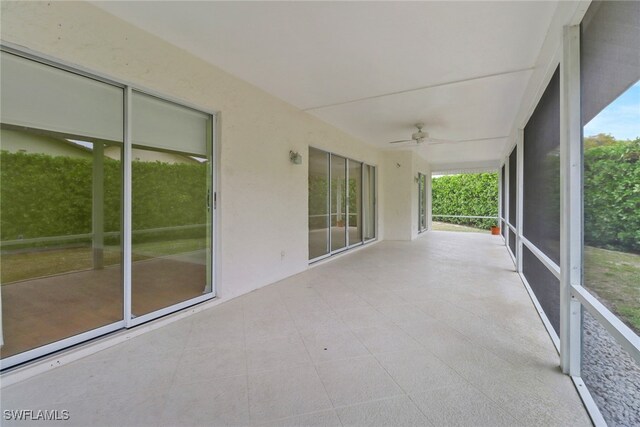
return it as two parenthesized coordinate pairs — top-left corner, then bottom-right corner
(418, 173), (427, 232)
(0, 128), (123, 358)
(348, 160), (362, 246)
(131, 91), (211, 317)
(308, 148), (330, 259)
(330, 155), (347, 251)
(131, 146), (210, 317)
(363, 164), (376, 241)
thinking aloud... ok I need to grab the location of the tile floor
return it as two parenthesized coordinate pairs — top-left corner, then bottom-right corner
(1, 231), (591, 426)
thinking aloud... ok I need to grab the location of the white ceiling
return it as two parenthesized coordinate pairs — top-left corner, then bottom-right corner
(94, 1), (560, 168)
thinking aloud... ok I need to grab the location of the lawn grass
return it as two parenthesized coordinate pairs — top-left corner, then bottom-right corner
(584, 246), (640, 333)
(432, 221), (490, 234)
(1, 238), (205, 284)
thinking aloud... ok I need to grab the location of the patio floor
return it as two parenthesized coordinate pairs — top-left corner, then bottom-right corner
(1, 231), (590, 426)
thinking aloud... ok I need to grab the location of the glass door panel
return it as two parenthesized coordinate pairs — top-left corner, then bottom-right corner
(348, 160), (363, 246)
(330, 154), (347, 252)
(419, 173), (427, 232)
(0, 51), (124, 359)
(363, 164), (376, 240)
(308, 148), (330, 260)
(130, 91), (212, 318)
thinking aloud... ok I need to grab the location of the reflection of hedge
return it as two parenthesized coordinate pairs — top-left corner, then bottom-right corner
(432, 173), (498, 229)
(1, 151), (207, 243)
(308, 176), (360, 226)
(584, 140), (639, 253)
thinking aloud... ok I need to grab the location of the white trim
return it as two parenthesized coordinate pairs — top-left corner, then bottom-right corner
(560, 24), (583, 376)
(519, 271), (560, 352)
(0, 296), (229, 386)
(309, 238), (380, 268)
(572, 286), (640, 364)
(571, 375), (607, 427)
(128, 293), (215, 328)
(0, 321), (124, 372)
(123, 86), (133, 328)
(521, 236), (560, 279)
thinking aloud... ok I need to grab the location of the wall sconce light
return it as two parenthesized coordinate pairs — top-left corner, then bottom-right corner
(289, 150), (302, 164)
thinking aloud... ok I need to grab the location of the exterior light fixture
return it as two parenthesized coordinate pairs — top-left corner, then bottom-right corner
(289, 150), (302, 164)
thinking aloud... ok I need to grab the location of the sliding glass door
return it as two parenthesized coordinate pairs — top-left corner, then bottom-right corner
(0, 49), (216, 368)
(308, 147), (375, 261)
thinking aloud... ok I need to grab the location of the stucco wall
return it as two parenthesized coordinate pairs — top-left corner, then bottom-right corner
(0, 1), (387, 300)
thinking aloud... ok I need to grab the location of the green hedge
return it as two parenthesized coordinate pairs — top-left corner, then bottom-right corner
(431, 172), (498, 229)
(1, 151), (207, 244)
(430, 139), (639, 253)
(584, 139), (640, 253)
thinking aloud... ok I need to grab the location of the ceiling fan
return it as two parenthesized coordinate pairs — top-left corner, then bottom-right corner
(387, 123), (456, 146)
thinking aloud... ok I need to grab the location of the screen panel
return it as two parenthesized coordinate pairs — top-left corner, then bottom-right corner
(508, 147), (517, 228)
(500, 165), (505, 220)
(508, 228), (516, 256)
(523, 67), (560, 265)
(580, 3), (640, 422)
(523, 245), (560, 334)
(582, 310), (640, 426)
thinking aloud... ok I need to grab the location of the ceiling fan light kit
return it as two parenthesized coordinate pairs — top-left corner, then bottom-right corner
(387, 122), (453, 146)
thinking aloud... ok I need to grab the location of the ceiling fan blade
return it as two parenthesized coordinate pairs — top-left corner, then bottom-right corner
(426, 138), (458, 145)
(388, 139), (414, 144)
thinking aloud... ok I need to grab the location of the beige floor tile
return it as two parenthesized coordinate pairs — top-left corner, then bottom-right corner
(351, 324), (423, 354)
(302, 329), (370, 364)
(316, 356), (403, 407)
(336, 395), (432, 427)
(257, 409), (342, 427)
(248, 365), (332, 422)
(410, 384), (519, 427)
(246, 334), (312, 373)
(375, 349), (468, 394)
(162, 374), (250, 426)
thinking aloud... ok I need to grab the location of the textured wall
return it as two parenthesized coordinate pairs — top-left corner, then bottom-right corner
(0, 1), (387, 300)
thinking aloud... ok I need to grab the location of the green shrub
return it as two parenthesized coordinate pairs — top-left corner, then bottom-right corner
(431, 172), (498, 229)
(584, 139), (640, 253)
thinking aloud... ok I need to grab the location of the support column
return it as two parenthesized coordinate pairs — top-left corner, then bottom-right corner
(560, 24), (582, 376)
